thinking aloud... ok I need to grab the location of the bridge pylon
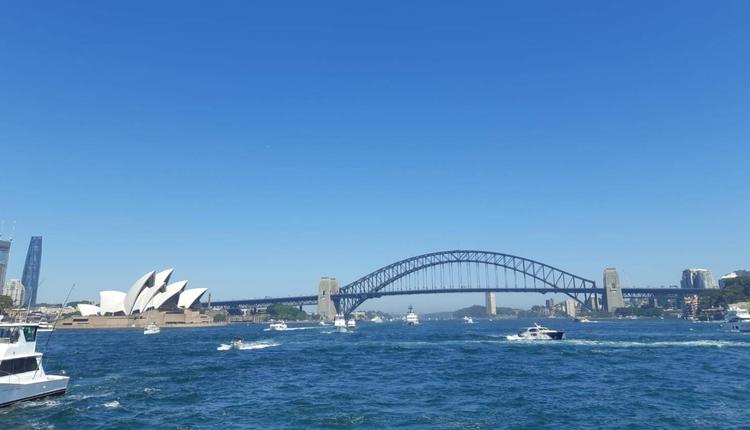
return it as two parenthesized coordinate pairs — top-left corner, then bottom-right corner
(317, 277), (339, 322)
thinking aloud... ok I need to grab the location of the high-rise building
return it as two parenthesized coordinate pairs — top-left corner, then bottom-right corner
(485, 292), (496, 316)
(0, 239), (11, 293)
(2, 279), (25, 307)
(563, 299), (577, 318)
(680, 269), (716, 290)
(603, 268), (625, 312)
(21, 236), (42, 307)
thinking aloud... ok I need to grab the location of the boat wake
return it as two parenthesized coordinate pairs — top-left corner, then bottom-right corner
(503, 338), (750, 348)
(262, 326), (321, 332)
(217, 340), (280, 351)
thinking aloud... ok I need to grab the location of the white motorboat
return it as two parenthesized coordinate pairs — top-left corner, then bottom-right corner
(574, 317), (591, 323)
(346, 319), (356, 329)
(507, 323), (565, 341)
(143, 323), (160, 335)
(36, 320), (54, 332)
(333, 314), (348, 332)
(370, 315), (384, 323)
(724, 306), (750, 332)
(269, 321), (288, 331)
(463, 316), (474, 324)
(1, 323), (69, 408)
(406, 306), (419, 325)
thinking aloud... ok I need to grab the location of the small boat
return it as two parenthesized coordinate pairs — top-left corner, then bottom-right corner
(346, 319), (356, 329)
(319, 321), (328, 326)
(463, 316), (474, 324)
(370, 315), (384, 323)
(574, 317), (591, 323)
(269, 321), (287, 331)
(36, 320), (54, 332)
(0, 323), (69, 408)
(406, 306), (419, 325)
(143, 323), (160, 335)
(230, 337), (244, 349)
(333, 314), (348, 332)
(723, 306), (750, 332)
(507, 323), (564, 341)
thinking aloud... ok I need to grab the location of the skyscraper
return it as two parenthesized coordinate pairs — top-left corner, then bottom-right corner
(485, 292), (497, 316)
(603, 268), (625, 312)
(680, 269), (717, 289)
(21, 236), (42, 307)
(0, 239), (10, 292)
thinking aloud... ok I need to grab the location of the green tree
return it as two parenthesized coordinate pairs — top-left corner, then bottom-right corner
(267, 304), (308, 321)
(0, 295), (12, 315)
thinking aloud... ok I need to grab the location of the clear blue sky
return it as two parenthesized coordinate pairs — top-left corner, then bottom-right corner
(1, 1), (748, 311)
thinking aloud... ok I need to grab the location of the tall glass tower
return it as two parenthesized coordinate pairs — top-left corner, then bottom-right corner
(21, 236), (42, 306)
(0, 239), (10, 291)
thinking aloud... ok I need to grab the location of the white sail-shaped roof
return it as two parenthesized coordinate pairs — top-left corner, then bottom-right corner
(149, 280), (188, 310)
(154, 268), (174, 288)
(77, 303), (101, 316)
(132, 285), (161, 313)
(177, 288), (207, 309)
(123, 271), (155, 315)
(100, 291), (127, 315)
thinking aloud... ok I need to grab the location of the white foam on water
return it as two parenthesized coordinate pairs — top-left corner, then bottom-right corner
(102, 400), (121, 409)
(263, 326), (321, 332)
(217, 340), (280, 351)
(502, 338), (750, 348)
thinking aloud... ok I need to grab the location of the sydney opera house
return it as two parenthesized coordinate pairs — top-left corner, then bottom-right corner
(59, 269), (221, 329)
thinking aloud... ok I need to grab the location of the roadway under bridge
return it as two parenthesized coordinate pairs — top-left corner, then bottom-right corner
(209, 250), (711, 316)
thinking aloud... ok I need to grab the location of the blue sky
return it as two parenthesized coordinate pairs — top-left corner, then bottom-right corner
(1, 2), (748, 311)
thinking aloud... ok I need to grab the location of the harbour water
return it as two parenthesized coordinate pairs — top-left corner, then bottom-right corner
(2, 319), (749, 429)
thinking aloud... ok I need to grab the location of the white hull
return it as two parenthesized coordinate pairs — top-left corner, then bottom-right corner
(0, 375), (69, 408)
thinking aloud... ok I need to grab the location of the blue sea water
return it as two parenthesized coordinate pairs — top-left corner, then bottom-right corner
(2, 319), (750, 429)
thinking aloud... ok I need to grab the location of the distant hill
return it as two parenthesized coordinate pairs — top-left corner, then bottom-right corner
(423, 305), (526, 320)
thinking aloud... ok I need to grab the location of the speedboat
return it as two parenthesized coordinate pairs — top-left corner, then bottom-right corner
(723, 306), (750, 332)
(346, 319), (356, 329)
(406, 306), (419, 325)
(143, 323), (160, 334)
(230, 337), (244, 349)
(463, 316), (474, 324)
(370, 315), (384, 323)
(507, 323), (564, 341)
(269, 321), (288, 331)
(1, 323), (69, 408)
(574, 317), (591, 323)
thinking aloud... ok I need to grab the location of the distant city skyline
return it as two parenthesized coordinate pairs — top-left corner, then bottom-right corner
(2, 2), (749, 311)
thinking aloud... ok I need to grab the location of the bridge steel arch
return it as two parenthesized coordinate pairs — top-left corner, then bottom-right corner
(334, 250), (599, 316)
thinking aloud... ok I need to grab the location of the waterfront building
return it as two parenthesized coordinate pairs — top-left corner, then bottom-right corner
(75, 268), (208, 316)
(317, 277), (339, 322)
(21, 236), (42, 306)
(1, 279), (25, 306)
(485, 292), (496, 316)
(681, 269), (717, 289)
(603, 268), (625, 312)
(719, 270), (750, 288)
(563, 299), (577, 318)
(0, 239), (10, 293)
(545, 298), (554, 311)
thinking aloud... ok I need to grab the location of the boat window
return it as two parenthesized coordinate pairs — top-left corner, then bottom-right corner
(0, 356), (39, 376)
(22, 326), (37, 342)
(529, 328), (537, 332)
(0, 328), (20, 343)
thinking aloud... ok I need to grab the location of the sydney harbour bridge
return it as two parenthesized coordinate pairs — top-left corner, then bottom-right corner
(211, 250), (708, 317)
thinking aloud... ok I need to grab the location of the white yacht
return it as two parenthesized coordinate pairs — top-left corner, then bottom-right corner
(1, 323), (69, 408)
(507, 323), (564, 341)
(333, 313), (347, 332)
(370, 315), (384, 323)
(463, 316), (474, 324)
(346, 319), (356, 329)
(143, 323), (160, 335)
(405, 306), (419, 325)
(269, 321), (288, 331)
(724, 306), (750, 332)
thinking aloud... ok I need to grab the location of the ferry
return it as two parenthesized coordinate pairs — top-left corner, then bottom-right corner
(724, 306), (750, 332)
(1, 323), (69, 408)
(269, 321), (288, 331)
(143, 323), (160, 335)
(506, 323), (565, 341)
(346, 319), (356, 329)
(333, 314), (348, 332)
(405, 306), (419, 325)
(370, 315), (384, 323)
